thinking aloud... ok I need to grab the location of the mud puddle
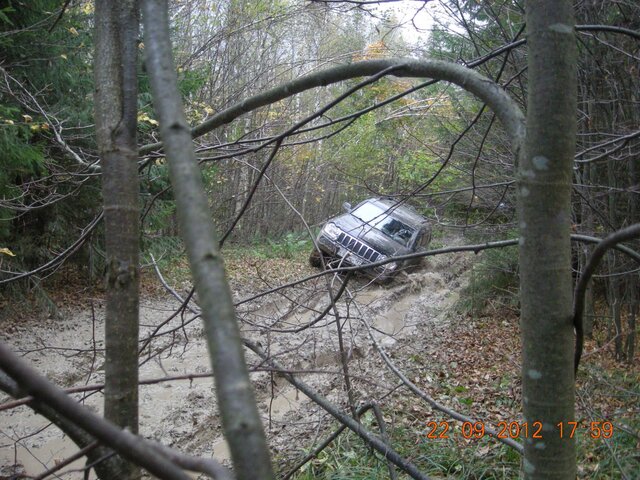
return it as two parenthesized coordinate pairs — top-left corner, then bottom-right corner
(0, 234), (471, 478)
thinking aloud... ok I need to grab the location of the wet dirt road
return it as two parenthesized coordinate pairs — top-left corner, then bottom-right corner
(0, 237), (471, 478)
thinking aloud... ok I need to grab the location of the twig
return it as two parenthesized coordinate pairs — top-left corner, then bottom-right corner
(0, 372), (217, 412)
(33, 441), (99, 480)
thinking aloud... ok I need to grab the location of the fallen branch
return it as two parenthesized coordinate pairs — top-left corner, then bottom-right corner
(358, 311), (523, 453)
(0, 340), (234, 480)
(244, 340), (432, 480)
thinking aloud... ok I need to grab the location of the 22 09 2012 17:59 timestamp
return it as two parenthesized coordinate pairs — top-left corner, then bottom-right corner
(424, 420), (614, 440)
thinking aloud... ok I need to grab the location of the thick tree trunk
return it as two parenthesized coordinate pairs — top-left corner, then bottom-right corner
(519, 1), (577, 478)
(94, 1), (141, 478)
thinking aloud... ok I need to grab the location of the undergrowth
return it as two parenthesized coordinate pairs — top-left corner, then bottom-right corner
(283, 295), (638, 480)
(250, 232), (312, 260)
(457, 245), (519, 318)
(287, 411), (521, 479)
(145, 232), (315, 294)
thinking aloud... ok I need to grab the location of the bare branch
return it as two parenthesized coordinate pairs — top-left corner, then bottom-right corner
(140, 58), (526, 157)
(0, 341), (191, 480)
(573, 224), (640, 373)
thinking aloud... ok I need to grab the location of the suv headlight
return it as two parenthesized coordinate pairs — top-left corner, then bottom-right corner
(322, 222), (342, 240)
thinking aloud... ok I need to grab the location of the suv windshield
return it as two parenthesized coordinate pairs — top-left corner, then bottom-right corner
(351, 201), (415, 246)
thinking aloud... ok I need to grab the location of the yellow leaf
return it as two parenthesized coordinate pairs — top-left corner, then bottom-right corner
(137, 113), (158, 126)
(41, 123), (50, 131)
(5, 119), (14, 125)
(30, 124), (41, 132)
(0, 248), (16, 257)
(22, 114), (33, 122)
(60, 53), (68, 60)
(68, 26), (79, 36)
(138, 42), (144, 50)
(204, 106), (214, 115)
(82, 3), (94, 14)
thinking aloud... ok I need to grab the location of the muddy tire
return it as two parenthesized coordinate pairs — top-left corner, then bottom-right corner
(309, 249), (324, 268)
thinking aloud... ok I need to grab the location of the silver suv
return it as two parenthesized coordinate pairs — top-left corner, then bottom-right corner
(310, 198), (431, 282)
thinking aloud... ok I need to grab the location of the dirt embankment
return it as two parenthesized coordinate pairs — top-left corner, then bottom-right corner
(0, 235), (474, 478)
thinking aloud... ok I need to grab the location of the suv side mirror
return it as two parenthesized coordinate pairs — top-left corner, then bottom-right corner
(342, 202), (352, 212)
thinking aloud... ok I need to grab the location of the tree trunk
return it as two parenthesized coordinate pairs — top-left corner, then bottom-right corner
(141, 1), (275, 479)
(519, 1), (577, 478)
(94, 2), (141, 478)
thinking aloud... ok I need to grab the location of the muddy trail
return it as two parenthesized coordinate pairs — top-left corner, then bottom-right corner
(0, 235), (473, 479)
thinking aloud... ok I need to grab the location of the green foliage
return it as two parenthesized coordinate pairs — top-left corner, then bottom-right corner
(0, 1), (95, 122)
(140, 160), (183, 269)
(0, 0), (99, 272)
(458, 244), (519, 316)
(252, 232), (311, 259)
(427, 2), (524, 63)
(0, 106), (46, 238)
(265, 233), (309, 259)
(0, 5), (15, 25)
(142, 235), (184, 271)
(177, 67), (208, 99)
(396, 150), (463, 192)
(287, 412), (520, 479)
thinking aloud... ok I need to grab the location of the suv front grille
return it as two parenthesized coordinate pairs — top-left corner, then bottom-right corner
(337, 232), (381, 262)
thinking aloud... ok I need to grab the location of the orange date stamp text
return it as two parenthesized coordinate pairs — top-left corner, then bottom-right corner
(424, 420), (614, 440)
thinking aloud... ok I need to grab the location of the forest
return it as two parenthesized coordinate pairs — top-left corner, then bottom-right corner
(0, 0), (638, 479)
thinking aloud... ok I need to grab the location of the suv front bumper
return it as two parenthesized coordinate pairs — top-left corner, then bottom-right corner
(315, 234), (398, 281)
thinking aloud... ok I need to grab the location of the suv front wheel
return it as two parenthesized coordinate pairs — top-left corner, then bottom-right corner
(309, 249), (326, 268)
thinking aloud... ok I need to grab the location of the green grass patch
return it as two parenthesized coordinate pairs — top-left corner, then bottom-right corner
(574, 363), (640, 479)
(144, 232), (314, 288)
(457, 244), (519, 317)
(249, 232), (312, 260)
(285, 412), (521, 480)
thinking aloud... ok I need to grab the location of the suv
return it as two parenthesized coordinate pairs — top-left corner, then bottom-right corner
(310, 197), (431, 282)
